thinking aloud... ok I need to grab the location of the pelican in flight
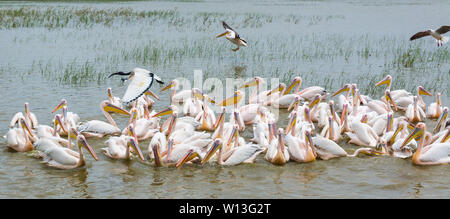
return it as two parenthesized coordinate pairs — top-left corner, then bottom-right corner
(401, 123), (450, 165)
(109, 67), (164, 105)
(410, 25), (450, 47)
(216, 21), (247, 52)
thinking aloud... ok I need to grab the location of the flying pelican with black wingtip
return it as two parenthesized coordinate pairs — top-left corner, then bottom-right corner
(108, 67), (164, 105)
(410, 25), (450, 47)
(216, 21), (247, 52)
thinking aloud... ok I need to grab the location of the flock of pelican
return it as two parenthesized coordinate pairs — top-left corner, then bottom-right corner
(2, 22), (449, 170)
(4, 67), (449, 169)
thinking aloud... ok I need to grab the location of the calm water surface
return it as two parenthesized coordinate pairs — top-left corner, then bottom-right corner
(0, 0), (449, 198)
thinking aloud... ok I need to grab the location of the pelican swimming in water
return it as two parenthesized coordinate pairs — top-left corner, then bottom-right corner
(216, 21), (247, 52)
(102, 125), (145, 161)
(4, 117), (36, 152)
(410, 25), (450, 47)
(401, 123), (450, 165)
(108, 67), (164, 105)
(10, 102), (39, 130)
(311, 135), (347, 160)
(160, 79), (192, 104)
(427, 92), (443, 119)
(77, 100), (130, 138)
(41, 134), (99, 169)
(200, 139), (262, 166)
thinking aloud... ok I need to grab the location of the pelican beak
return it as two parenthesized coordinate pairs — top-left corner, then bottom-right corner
(20, 118), (34, 138)
(217, 91), (242, 106)
(240, 78), (259, 88)
(176, 149), (199, 169)
(145, 89), (160, 101)
(216, 31), (228, 38)
(401, 125), (424, 148)
(227, 125), (239, 146)
(418, 86), (432, 96)
(128, 108), (137, 124)
(266, 84), (283, 96)
(160, 81), (175, 92)
(340, 104), (348, 126)
(54, 115), (67, 134)
(437, 93), (442, 106)
(153, 144), (162, 167)
(441, 129), (449, 143)
(129, 138), (145, 161)
(304, 107), (312, 124)
(166, 139), (174, 162)
(201, 139), (222, 165)
(386, 113), (393, 132)
(51, 99), (66, 113)
(277, 130), (285, 152)
(288, 97), (300, 112)
(375, 75), (391, 87)
(70, 127), (79, 139)
(390, 123), (403, 145)
(434, 107), (448, 133)
(144, 105), (150, 120)
(286, 112), (297, 135)
(305, 131), (316, 156)
(103, 102), (130, 116)
(214, 108), (226, 129)
(385, 91), (398, 111)
(152, 107), (173, 117)
(328, 116), (334, 138)
(332, 84), (350, 97)
(78, 136), (98, 161)
(127, 124), (138, 146)
(308, 95), (320, 108)
(284, 78), (301, 95)
(166, 113), (177, 137)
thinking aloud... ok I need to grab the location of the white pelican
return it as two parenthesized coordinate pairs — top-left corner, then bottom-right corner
(4, 118), (36, 152)
(51, 99), (81, 136)
(433, 107), (448, 133)
(311, 135), (348, 160)
(427, 92), (443, 119)
(296, 86), (327, 101)
(410, 25), (450, 47)
(173, 147), (204, 169)
(10, 102), (39, 130)
(394, 86), (432, 111)
(194, 93), (217, 131)
(216, 21), (247, 52)
(265, 78), (302, 108)
(200, 139), (262, 166)
(217, 90), (244, 109)
(107, 87), (122, 107)
(160, 79), (193, 104)
(405, 96), (426, 123)
(345, 120), (379, 147)
(265, 128), (290, 165)
(331, 84), (353, 113)
(286, 116), (317, 163)
(41, 135), (99, 169)
(108, 67), (164, 105)
(321, 116), (342, 142)
(401, 123), (450, 165)
(78, 100), (130, 138)
(375, 75), (411, 101)
(122, 107), (160, 140)
(102, 128), (145, 161)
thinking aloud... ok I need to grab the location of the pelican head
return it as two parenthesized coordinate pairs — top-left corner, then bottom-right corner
(201, 139), (223, 165)
(52, 99), (67, 113)
(375, 75), (392, 88)
(77, 135), (99, 161)
(308, 94), (321, 108)
(332, 84), (351, 97)
(417, 86), (432, 96)
(152, 105), (177, 117)
(286, 111), (297, 135)
(53, 114), (67, 134)
(160, 79), (179, 92)
(128, 137), (145, 162)
(267, 83), (286, 96)
(101, 100), (130, 116)
(433, 107), (448, 133)
(241, 77), (265, 88)
(176, 148), (202, 169)
(284, 77), (301, 95)
(19, 117), (34, 138)
(401, 123), (426, 148)
(385, 90), (398, 111)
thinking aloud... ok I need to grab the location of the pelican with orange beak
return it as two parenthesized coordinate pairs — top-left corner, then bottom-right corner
(102, 125), (145, 161)
(41, 134), (99, 169)
(77, 100), (130, 138)
(401, 123), (450, 165)
(9, 102), (39, 130)
(216, 21), (247, 52)
(4, 117), (36, 152)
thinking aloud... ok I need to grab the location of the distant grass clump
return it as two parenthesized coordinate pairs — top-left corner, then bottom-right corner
(0, 7), (178, 29)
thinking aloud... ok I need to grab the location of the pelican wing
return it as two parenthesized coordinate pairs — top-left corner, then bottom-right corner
(222, 21), (235, 32)
(436, 26), (450, 34)
(223, 144), (261, 166)
(78, 120), (120, 135)
(122, 73), (154, 104)
(410, 31), (430, 40)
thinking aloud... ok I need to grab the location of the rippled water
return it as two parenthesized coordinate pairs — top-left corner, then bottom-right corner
(0, 0), (449, 198)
